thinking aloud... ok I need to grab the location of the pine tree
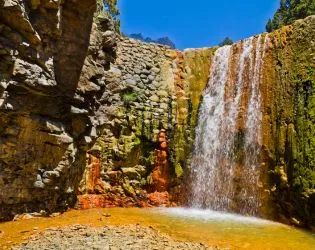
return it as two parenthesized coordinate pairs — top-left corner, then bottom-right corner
(266, 19), (273, 32)
(266, 0), (315, 32)
(219, 37), (233, 47)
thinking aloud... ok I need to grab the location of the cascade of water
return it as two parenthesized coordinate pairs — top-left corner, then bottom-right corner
(190, 35), (268, 216)
(246, 35), (268, 147)
(241, 35), (269, 214)
(189, 45), (232, 209)
(219, 38), (254, 211)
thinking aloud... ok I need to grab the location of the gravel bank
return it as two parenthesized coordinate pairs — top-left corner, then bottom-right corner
(13, 225), (222, 250)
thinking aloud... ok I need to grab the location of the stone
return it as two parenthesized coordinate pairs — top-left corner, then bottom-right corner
(133, 74), (141, 82)
(109, 67), (122, 78)
(122, 182), (136, 197)
(42, 178), (53, 185)
(141, 69), (151, 75)
(148, 75), (155, 81)
(125, 79), (136, 86)
(140, 74), (147, 79)
(157, 90), (168, 98)
(43, 171), (60, 179)
(34, 181), (45, 189)
(71, 106), (89, 114)
(121, 167), (141, 180)
(152, 80), (161, 88)
(103, 30), (117, 48)
(160, 103), (168, 110)
(142, 78), (149, 84)
(46, 120), (63, 133)
(165, 50), (178, 59)
(11, 224), (214, 249)
(151, 67), (160, 74)
(149, 95), (160, 102)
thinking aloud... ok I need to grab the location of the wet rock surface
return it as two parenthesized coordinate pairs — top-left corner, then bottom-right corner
(12, 225), (219, 250)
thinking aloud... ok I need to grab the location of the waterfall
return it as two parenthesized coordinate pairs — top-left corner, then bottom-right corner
(190, 35), (268, 216)
(241, 34), (268, 215)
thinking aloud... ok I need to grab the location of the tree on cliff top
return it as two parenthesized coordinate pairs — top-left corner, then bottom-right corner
(97, 0), (119, 16)
(266, 0), (315, 32)
(219, 37), (233, 46)
(96, 0), (120, 32)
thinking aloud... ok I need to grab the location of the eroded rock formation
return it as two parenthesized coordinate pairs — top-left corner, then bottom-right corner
(0, 0), (117, 220)
(76, 36), (214, 208)
(260, 16), (315, 229)
(151, 129), (170, 192)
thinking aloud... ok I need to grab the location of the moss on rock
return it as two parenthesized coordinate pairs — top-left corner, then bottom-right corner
(262, 15), (315, 229)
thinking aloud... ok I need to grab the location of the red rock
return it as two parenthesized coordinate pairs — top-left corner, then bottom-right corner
(147, 192), (170, 206)
(77, 194), (106, 209)
(160, 141), (167, 149)
(151, 130), (170, 192)
(85, 154), (106, 194)
(161, 151), (167, 158)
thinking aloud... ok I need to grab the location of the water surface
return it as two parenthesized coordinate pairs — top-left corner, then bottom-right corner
(0, 208), (314, 249)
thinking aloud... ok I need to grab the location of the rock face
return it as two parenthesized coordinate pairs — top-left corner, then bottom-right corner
(260, 16), (315, 229)
(0, 0), (117, 220)
(151, 129), (170, 192)
(0, 1), (314, 231)
(76, 36), (216, 208)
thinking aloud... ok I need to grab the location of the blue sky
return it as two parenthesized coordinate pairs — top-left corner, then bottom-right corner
(118, 0), (280, 50)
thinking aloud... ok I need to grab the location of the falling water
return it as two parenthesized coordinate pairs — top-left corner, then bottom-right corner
(241, 35), (268, 214)
(190, 35), (268, 216)
(189, 45), (231, 210)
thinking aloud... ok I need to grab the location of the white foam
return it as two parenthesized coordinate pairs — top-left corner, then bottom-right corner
(155, 207), (278, 225)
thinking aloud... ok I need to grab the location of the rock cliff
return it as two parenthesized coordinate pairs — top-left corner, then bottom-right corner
(0, 0), (116, 220)
(261, 16), (315, 229)
(77, 36), (216, 208)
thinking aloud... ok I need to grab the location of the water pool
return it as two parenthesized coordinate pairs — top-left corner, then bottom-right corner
(1, 208), (314, 249)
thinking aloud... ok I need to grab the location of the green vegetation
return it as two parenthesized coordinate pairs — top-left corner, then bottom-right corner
(267, 18), (315, 227)
(96, 0), (120, 32)
(266, 0), (315, 32)
(122, 90), (138, 105)
(97, 0), (120, 16)
(218, 37), (233, 46)
(175, 163), (184, 178)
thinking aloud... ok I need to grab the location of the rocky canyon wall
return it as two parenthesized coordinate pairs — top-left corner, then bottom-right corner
(77, 36), (216, 208)
(261, 16), (315, 229)
(0, 0), (214, 217)
(0, 0), (117, 220)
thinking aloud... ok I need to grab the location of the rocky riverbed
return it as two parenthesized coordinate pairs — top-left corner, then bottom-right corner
(12, 225), (220, 250)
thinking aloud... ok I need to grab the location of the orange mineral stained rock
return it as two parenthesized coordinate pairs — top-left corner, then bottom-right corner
(151, 130), (170, 192)
(85, 153), (106, 194)
(147, 191), (170, 206)
(77, 194), (107, 210)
